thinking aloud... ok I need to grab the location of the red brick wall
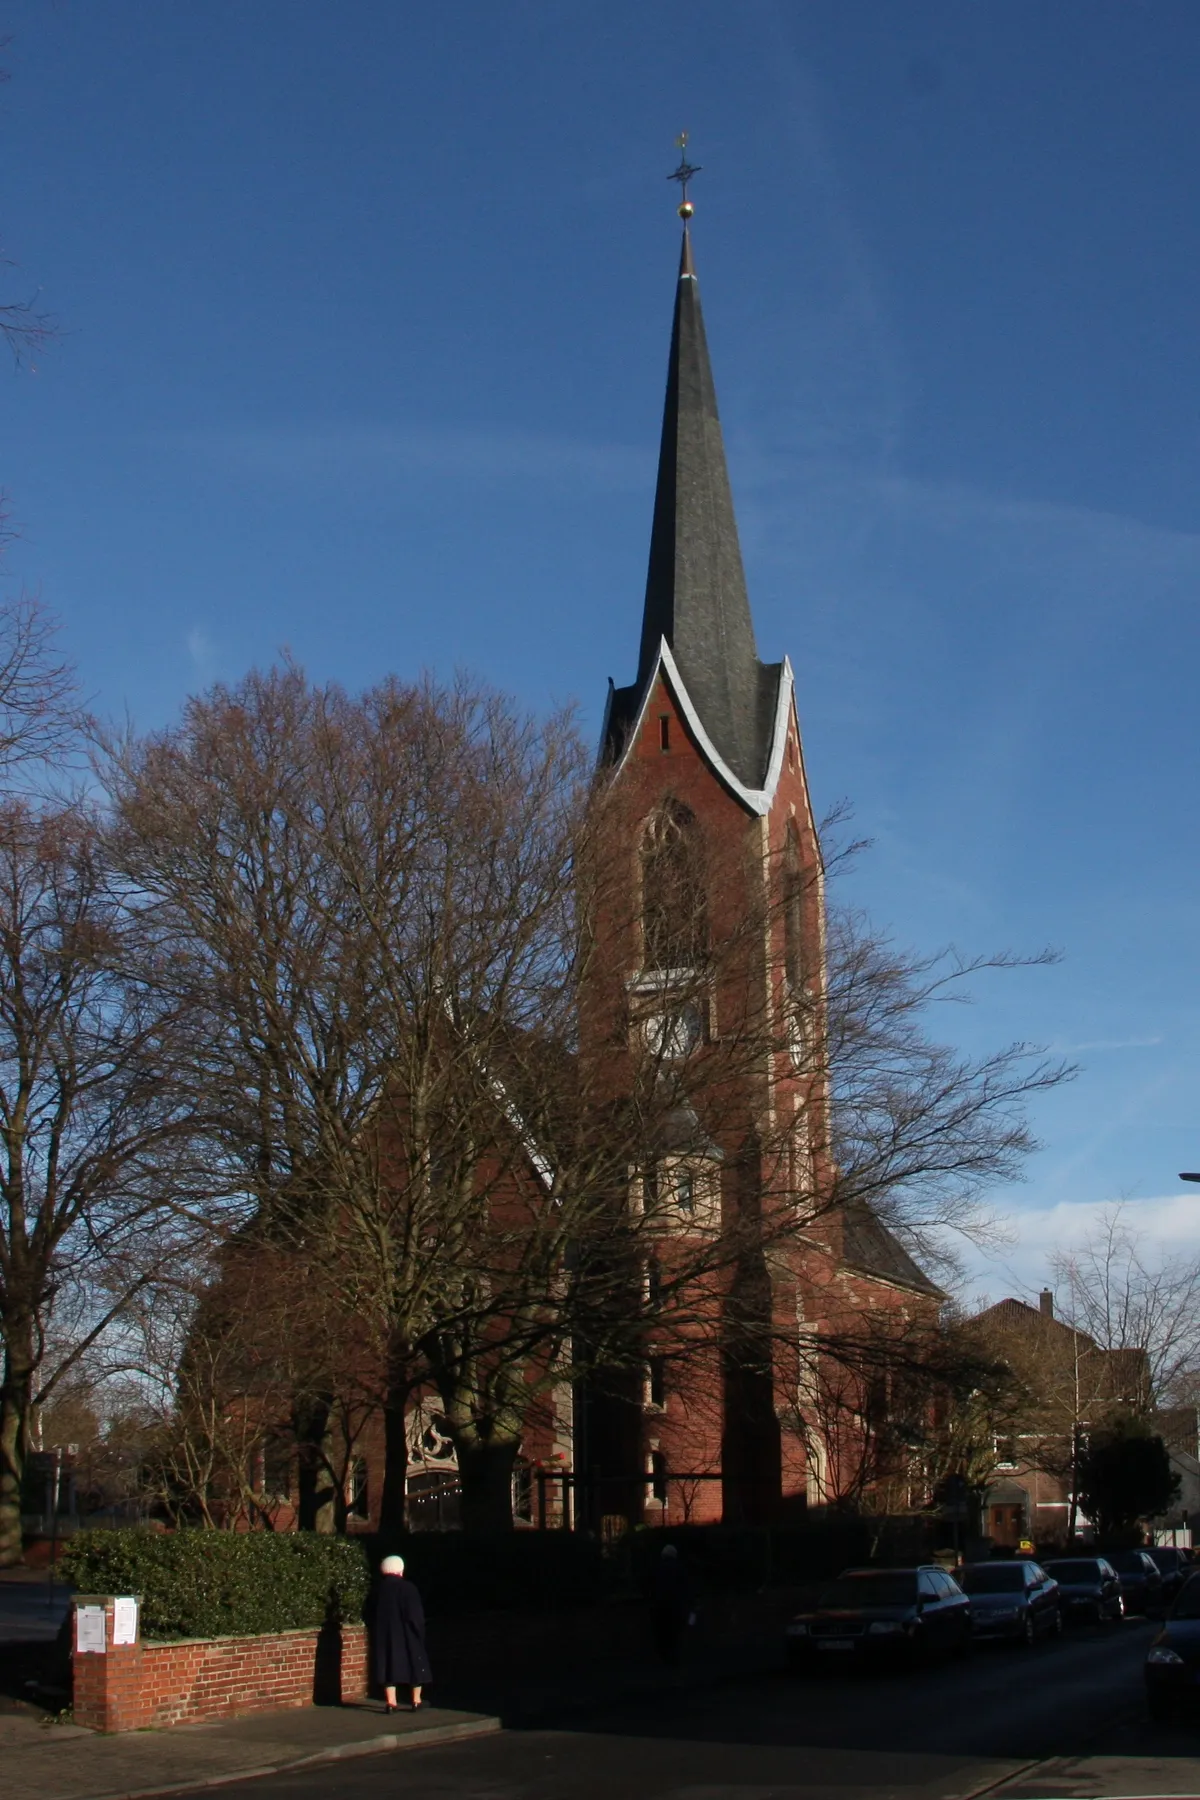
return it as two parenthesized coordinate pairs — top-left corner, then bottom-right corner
(72, 1600), (370, 1733)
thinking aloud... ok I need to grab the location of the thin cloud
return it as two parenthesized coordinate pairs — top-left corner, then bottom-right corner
(965, 1193), (1200, 1305)
(867, 474), (1200, 589)
(161, 422), (651, 495)
(186, 627), (215, 675)
(1055, 1035), (1164, 1053)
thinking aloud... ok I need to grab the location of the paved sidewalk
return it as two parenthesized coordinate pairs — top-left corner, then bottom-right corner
(4, 1700), (500, 1800)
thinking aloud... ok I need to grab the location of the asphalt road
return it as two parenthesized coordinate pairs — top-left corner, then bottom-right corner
(182, 1615), (1200, 1800)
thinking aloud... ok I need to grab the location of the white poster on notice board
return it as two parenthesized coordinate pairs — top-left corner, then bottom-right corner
(112, 1596), (138, 1646)
(75, 1605), (107, 1654)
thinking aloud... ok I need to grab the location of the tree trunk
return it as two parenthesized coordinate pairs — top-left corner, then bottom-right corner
(0, 1316), (34, 1568)
(456, 1435), (520, 1533)
(1067, 1423), (1081, 1544)
(378, 1387), (411, 1541)
(294, 1397), (336, 1533)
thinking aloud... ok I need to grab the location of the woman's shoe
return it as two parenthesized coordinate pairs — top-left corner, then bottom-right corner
(385, 1703), (397, 1714)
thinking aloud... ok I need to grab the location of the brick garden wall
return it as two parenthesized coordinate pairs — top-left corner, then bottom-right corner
(72, 1599), (369, 1733)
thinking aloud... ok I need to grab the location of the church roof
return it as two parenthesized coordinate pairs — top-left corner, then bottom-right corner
(840, 1200), (944, 1298)
(605, 227), (784, 791)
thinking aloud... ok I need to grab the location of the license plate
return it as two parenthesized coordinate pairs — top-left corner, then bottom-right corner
(818, 1638), (855, 1650)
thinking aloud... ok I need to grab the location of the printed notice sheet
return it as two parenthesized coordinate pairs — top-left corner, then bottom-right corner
(112, 1596), (138, 1646)
(75, 1605), (106, 1654)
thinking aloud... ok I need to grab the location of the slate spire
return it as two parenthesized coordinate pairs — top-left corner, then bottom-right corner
(635, 223), (769, 788)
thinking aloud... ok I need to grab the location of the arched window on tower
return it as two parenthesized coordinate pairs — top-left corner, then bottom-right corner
(783, 822), (816, 1068)
(641, 800), (705, 972)
(783, 821), (805, 994)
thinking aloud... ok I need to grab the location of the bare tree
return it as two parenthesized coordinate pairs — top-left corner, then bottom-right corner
(0, 591), (78, 777)
(0, 802), (210, 1564)
(0, 280), (53, 372)
(1050, 1203), (1200, 1408)
(99, 666), (602, 1532)
(0, 40), (56, 373)
(820, 907), (1069, 1278)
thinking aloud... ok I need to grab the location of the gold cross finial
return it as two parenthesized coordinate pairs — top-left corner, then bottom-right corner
(668, 131), (701, 220)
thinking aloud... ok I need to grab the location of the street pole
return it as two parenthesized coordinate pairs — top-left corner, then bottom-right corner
(48, 1446), (62, 1602)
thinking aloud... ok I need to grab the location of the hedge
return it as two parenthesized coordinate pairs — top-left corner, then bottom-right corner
(57, 1513), (934, 1639)
(58, 1528), (371, 1641)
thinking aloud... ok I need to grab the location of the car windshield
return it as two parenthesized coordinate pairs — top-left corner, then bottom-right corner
(1045, 1560), (1103, 1583)
(817, 1573), (917, 1608)
(960, 1566), (1025, 1594)
(1171, 1577), (1200, 1619)
(1149, 1548), (1183, 1569)
(1107, 1552), (1147, 1573)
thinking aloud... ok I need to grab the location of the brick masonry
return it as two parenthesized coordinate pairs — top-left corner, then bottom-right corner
(72, 1597), (370, 1732)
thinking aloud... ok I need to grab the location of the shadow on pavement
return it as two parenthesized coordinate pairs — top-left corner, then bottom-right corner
(434, 1618), (1174, 1767)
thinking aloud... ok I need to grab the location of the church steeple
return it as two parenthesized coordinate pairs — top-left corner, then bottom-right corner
(603, 179), (786, 800)
(635, 223), (768, 788)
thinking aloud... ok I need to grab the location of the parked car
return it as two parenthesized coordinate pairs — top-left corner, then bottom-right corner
(1106, 1548), (1165, 1615)
(1146, 1546), (1192, 1605)
(958, 1560), (1062, 1646)
(1145, 1572), (1200, 1719)
(1041, 1556), (1124, 1623)
(785, 1565), (971, 1668)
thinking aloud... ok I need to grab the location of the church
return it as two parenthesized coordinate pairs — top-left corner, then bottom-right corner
(208, 189), (941, 1538)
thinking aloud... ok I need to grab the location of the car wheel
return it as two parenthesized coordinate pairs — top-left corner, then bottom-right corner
(1149, 1693), (1176, 1723)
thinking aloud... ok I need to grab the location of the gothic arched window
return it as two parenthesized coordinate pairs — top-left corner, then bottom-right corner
(783, 822), (816, 1068)
(641, 800), (705, 971)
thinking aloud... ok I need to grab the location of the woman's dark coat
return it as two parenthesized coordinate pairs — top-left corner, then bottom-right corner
(371, 1576), (432, 1687)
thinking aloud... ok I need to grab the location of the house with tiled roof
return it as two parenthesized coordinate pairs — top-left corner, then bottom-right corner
(973, 1290), (1155, 1545)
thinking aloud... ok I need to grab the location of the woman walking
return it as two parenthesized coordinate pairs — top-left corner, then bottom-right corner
(373, 1554), (432, 1713)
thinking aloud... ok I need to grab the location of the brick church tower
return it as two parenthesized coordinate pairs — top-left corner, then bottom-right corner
(577, 207), (846, 1528)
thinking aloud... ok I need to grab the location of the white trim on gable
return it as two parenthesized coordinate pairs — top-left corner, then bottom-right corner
(488, 1075), (556, 1195)
(610, 638), (795, 818)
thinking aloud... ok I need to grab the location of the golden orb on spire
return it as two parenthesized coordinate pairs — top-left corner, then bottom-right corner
(668, 132), (701, 218)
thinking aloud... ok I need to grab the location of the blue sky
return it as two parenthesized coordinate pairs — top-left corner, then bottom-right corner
(2, 0), (1199, 1298)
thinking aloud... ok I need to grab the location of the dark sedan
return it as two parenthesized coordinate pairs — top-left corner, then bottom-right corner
(1146, 1545), (1192, 1604)
(785, 1565), (971, 1668)
(1042, 1556), (1124, 1623)
(1145, 1572), (1200, 1719)
(1107, 1548), (1164, 1616)
(958, 1560), (1062, 1646)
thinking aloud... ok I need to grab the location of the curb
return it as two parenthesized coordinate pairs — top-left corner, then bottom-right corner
(936, 1693), (1147, 1800)
(43, 1714), (503, 1800)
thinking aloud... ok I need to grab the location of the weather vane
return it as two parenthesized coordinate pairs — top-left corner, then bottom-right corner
(668, 131), (701, 220)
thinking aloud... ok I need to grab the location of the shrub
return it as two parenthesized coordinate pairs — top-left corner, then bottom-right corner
(59, 1528), (371, 1640)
